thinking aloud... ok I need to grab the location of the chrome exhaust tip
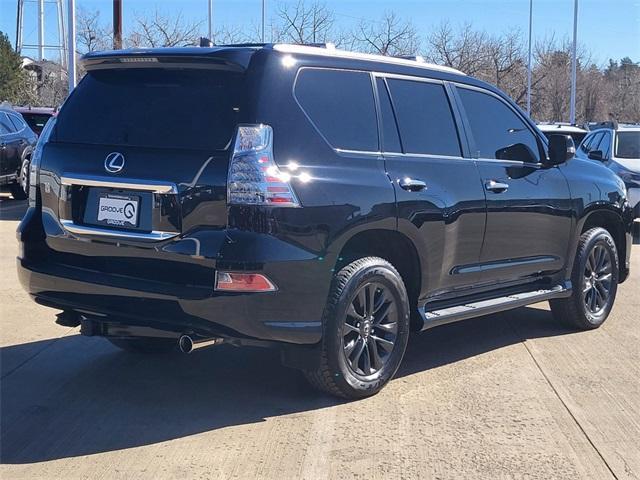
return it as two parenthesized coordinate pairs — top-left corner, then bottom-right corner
(178, 335), (224, 354)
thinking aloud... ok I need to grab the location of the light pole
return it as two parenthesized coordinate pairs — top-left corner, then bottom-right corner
(261, 0), (265, 42)
(38, 0), (45, 60)
(569, 0), (578, 124)
(208, 0), (213, 42)
(67, 0), (76, 92)
(527, 0), (533, 116)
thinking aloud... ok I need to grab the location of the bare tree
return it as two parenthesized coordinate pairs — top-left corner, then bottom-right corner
(126, 9), (203, 48)
(425, 22), (487, 75)
(76, 7), (110, 54)
(354, 12), (419, 56)
(275, 0), (337, 44)
(482, 30), (525, 93)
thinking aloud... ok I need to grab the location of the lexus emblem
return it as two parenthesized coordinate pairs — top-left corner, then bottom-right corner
(104, 152), (125, 173)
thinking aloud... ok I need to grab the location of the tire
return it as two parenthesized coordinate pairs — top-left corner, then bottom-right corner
(304, 257), (411, 399)
(550, 227), (619, 330)
(108, 337), (177, 354)
(19, 158), (30, 195)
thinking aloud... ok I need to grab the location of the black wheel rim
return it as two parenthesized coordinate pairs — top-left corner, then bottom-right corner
(342, 282), (398, 377)
(583, 243), (612, 315)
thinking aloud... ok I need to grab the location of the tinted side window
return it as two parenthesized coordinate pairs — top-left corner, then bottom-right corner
(588, 133), (604, 153)
(375, 78), (401, 152)
(599, 132), (611, 159)
(295, 68), (378, 151)
(458, 87), (541, 162)
(387, 79), (461, 156)
(0, 113), (15, 133)
(8, 114), (26, 131)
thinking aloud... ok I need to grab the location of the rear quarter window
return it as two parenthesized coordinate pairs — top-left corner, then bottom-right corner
(294, 68), (378, 152)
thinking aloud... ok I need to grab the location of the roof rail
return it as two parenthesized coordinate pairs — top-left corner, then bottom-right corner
(272, 44), (465, 75)
(393, 54), (426, 63)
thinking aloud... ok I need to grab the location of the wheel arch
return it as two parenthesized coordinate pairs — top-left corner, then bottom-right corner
(333, 229), (423, 330)
(575, 206), (628, 282)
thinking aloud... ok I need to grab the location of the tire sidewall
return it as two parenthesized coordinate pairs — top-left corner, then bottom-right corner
(325, 262), (410, 397)
(574, 230), (619, 326)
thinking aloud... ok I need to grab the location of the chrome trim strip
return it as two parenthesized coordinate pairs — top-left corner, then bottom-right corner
(60, 174), (178, 194)
(60, 219), (179, 241)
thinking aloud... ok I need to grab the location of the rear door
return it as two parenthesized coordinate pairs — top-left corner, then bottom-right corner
(454, 85), (573, 285)
(377, 75), (486, 298)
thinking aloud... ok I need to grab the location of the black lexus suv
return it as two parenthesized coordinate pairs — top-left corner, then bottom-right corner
(17, 44), (634, 399)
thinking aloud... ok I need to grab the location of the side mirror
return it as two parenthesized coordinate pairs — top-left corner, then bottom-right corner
(495, 142), (538, 163)
(547, 134), (575, 165)
(588, 150), (604, 161)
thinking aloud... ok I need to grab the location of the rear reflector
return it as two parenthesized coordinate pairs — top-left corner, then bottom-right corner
(215, 272), (277, 292)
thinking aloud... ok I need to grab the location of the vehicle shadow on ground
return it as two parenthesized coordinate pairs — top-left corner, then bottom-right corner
(0, 197), (28, 221)
(1, 305), (575, 464)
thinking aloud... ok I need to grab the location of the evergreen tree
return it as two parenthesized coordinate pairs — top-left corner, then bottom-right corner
(0, 31), (25, 103)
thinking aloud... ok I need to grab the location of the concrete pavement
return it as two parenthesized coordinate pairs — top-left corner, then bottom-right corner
(1, 196), (639, 479)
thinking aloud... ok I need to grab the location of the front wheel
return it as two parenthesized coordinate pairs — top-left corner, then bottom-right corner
(304, 257), (410, 399)
(550, 227), (619, 330)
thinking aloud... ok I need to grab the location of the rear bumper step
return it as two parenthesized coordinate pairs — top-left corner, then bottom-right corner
(420, 285), (571, 330)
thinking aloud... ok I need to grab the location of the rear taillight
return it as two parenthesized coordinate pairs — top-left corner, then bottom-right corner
(227, 124), (300, 207)
(29, 117), (56, 207)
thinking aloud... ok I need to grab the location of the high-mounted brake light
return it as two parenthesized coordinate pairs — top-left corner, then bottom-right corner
(227, 125), (300, 207)
(215, 272), (277, 292)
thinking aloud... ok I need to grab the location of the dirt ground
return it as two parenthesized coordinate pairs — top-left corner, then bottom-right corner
(1, 196), (639, 480)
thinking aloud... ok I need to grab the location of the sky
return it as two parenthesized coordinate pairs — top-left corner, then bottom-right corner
(1, 0), (639, 65)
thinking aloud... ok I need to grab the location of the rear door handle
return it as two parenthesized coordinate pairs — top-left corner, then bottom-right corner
(399, 177), (427, 192)
(485, 180), (509, 193)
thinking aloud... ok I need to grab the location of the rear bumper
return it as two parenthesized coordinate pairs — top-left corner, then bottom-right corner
(17, 210), (331, 345)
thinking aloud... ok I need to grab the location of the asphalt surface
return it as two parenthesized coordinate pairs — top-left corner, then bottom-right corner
(1, 196), (639, 480)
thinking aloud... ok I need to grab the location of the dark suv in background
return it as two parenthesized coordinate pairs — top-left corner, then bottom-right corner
(1, 105), (37, 199)
(17, 44), (633, 398)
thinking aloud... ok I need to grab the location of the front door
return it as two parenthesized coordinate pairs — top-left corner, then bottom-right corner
(454, 85), (573, 285)
(377, 75), (486, 299)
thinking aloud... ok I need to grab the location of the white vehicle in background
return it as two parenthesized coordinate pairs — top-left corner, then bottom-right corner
(537, 122), (588, 146)
(577, 122), (640, 218)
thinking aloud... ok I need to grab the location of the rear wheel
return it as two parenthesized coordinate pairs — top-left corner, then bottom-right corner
(550, 227), (619, 330)
(108, 337), (177, 354)
(304, 257), (410, 399)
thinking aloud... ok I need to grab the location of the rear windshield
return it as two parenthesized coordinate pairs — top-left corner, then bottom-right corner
(615, 131), (640, 159)
(54, 68), (244, 150)
(21, 113), (52, 132)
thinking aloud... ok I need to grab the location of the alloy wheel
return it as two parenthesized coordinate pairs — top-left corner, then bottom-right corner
(583, 243), (612, 315)
(342, 282), (398, 376)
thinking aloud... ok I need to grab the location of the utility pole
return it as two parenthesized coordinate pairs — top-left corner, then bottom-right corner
(569, 0), (578, 124)
(113, 0), (123, 49)
(526, 0), (533, 116)
(208, 0), (213, 42)
(38, 0), (45, 60)
(67, 0), (76, 92)
(261, 0), (265, 42)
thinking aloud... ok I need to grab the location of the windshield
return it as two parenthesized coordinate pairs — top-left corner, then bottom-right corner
(54, 68), (245, 150)
(615, 131), (640, 159)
